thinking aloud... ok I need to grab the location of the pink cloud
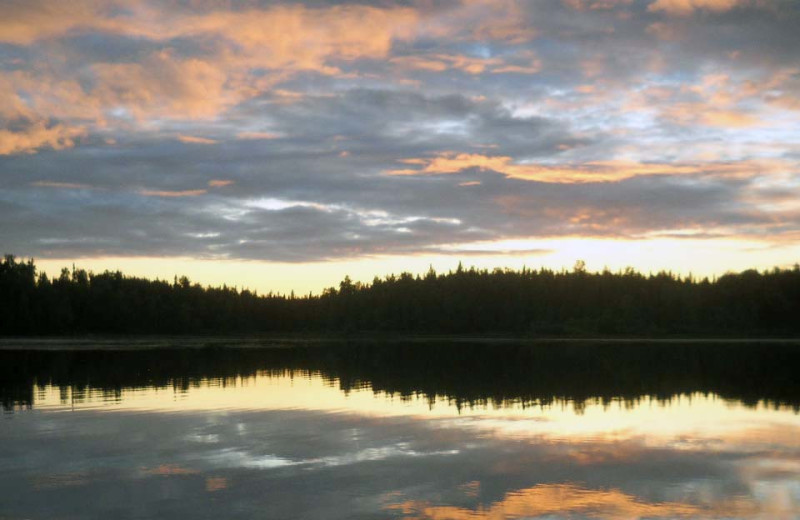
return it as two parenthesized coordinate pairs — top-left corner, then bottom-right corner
(93, 51), (234, 120)
(139, 189), (208, 197)
(387, 152), (790, 184)
(0, 3), (421, 125)
(177, 135), (218, 145)
(0, 121), (85, 155)
(236, 132), (281, 140)
(31, 181), (93, 189)
(648, 0), (744, 15)
(392, 51), (541, 75)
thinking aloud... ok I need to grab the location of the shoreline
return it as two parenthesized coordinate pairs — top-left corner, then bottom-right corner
(2, 334), (800, 350)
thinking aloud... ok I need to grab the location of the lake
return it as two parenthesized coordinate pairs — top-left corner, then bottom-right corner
(2, 340), (799, 519)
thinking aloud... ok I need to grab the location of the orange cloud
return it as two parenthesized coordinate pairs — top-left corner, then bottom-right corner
(31, 181), (92, 189)
(177, 135), (218, 145)
(393, 54), (504, 75)
(1, 69), (107, 124)
(432, 0), (538, 43)
(391, 51), (542, 74)
(208, 180), (234, 187)
(0, 75), (35, 120)
(701, 110), (761, 127)
(0, 3), (421, 124)
(139, 189), (208, 197)
(0, 2), (419, 62)
(391, 56), (450, 73)
(564, 0), (635, 10)
(183, 6), (419, 70)
(659, 104), (762, 127)
(649, 0), (744, 15)
(387, 153), (790, 183)
(391, 50), (540, 77)
(492, 62), (542, 74)
(756, 68), (800, 112)
(92, 51), (233, 120)
(236, 132), (281, 140)
(390, 153), (512, 175)
(388, 483), (755, 519)
(0, 1), (114, 45)
(623, 74), (769, 128)
(269, 90), (307, 104)
(0, 121), (85, 155)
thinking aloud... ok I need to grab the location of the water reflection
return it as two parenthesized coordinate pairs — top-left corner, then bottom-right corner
(1, 341), (799, 519)
(388, 484), (733, 519)
(3, 340), (800, 412)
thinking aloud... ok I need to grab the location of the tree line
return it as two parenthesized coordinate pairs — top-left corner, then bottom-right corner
(1, 254), (799, 336)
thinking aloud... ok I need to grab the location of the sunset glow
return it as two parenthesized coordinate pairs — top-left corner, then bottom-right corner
(2, 0), (799, 289)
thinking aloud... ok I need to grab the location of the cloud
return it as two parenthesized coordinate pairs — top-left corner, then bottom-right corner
(0, 121), (85, 155)
(392, 51), (541, 76)
(697, 110), (761, 127)
(388, 153), (790, 184)
(424, 0), (538, 43)
(92, 51), (234, 120)
(177, 135), (218, 145)
(236, 132), (281, 140)
(0, 2), (422, 125)
(563, 0), (635, 11)
(179, 5), (420, 70)
(392, 54), (503, 75)
(31, 181), (93, 189)
(648, 0), (745, 15)
(0, 2), (420, 63)
(139, 189), (208, 197)
(0, 1), (112, 45)
(1, 0), (799, 263)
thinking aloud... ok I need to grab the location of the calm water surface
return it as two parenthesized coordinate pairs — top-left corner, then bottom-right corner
(1, 341), (799, 519)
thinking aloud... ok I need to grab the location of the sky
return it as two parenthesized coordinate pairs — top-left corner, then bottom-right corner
(2, 0), (800, 293)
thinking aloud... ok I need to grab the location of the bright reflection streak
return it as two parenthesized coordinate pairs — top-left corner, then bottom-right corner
(388, 483), (743, 519)
(31, 372), (800, 444)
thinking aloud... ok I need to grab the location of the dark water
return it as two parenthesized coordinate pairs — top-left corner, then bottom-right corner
(2, 341), (800, 519)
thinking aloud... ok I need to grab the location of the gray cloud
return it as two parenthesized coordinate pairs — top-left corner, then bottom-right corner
(1, 0), (799, 262)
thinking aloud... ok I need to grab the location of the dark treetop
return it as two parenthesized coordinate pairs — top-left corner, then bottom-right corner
(2, 255), (799, 336)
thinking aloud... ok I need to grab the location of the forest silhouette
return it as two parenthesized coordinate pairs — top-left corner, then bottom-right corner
(2, 254), (800, 336)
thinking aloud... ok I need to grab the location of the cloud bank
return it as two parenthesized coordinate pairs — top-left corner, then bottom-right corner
(1, 0), (799, 262)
